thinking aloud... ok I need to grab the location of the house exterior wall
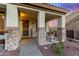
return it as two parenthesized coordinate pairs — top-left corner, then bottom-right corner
(0, 15), (4, 30)
(67, 20), (79, 30)
(66, 10), (79, 41)
(66, 20), (79, 40)
(29, 19), (37, 37)
(0, 3), (67, 51)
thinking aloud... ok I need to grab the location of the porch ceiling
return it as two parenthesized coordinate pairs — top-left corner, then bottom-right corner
(19, 8), (38, 20)
(19, 8), (60, 21)
(45, 13), (60, 22)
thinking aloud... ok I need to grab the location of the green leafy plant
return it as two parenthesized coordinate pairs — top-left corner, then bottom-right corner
(51, 43), (64, 56)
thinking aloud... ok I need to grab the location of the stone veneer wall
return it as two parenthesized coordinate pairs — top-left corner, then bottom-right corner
(5, 27), (20, 51)
(37, 28), (46, 45)
(57, 28), (66, 42)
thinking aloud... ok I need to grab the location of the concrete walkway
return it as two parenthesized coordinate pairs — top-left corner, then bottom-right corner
(19, 39), (43, 56)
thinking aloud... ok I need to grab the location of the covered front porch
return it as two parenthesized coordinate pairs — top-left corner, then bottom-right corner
(18, 4), (66, 45)
(0, 4), (68, 52)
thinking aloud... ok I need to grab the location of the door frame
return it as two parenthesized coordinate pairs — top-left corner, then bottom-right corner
(22, 20), (30, 38)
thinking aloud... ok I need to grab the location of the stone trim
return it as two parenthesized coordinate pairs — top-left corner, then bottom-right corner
(37, 28), (47, 45)
(57, 28), (66, 42)
(5, 27), (20, 51)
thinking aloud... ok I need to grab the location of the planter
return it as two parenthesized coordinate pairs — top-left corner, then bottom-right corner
(51, 43), (64, 56)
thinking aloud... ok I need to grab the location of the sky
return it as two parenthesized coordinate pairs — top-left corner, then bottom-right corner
(50, 3), (79, 12)
(48, 3), (79, 27)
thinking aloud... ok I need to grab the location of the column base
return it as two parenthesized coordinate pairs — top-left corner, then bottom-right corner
(37, 28), (47, 46)
(57, 28), (66, 42)
(5, 27), (19, 51)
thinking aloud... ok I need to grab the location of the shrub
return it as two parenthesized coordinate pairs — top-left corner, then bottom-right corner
(51, 43), (64, 56)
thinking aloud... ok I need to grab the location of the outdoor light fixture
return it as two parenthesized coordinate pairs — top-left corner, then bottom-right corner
(20, 12), (26, 17)
(2, 15), (4, 19)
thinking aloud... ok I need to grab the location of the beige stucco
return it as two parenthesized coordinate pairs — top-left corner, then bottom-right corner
(66, 20), (79, 30)
(66, 10), (79, 30)
(66, 10), (79, 41)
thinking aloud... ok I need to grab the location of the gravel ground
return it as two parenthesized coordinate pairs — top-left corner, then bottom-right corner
(64, 40), (79, 56)
(39, 40), (79, 56)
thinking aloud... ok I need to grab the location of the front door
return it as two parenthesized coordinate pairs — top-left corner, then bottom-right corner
(22, 20), (29, 37)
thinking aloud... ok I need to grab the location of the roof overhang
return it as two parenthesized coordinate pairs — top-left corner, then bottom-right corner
(24, 3), (69, 14)
(13, 3), (69, 15)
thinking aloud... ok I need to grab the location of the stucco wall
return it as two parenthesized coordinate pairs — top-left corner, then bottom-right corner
(29, 19), (37, 37)
(66, 20), (79, 30)
(66, 10), (79, 30)
(66, 19), (79, 40)
(0, 15), (4, 30)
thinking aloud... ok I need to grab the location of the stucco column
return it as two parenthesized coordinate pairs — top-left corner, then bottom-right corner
(57, 15), (66, 42)
(5, 4), (20, 51)
(37, 11), (46, 45)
